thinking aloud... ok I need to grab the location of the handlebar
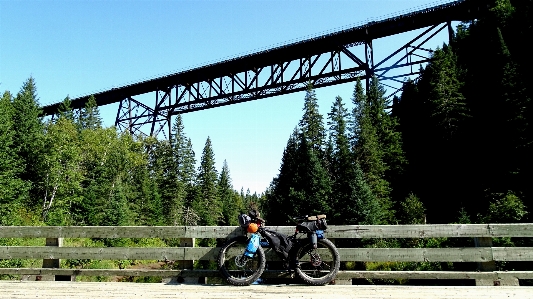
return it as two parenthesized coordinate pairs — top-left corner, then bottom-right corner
(292, 214), (327, 222)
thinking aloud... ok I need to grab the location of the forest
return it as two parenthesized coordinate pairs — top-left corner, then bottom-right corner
(1, 0), (532, 276)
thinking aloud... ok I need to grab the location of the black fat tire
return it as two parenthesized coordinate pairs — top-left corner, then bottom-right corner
(217, 236), (266, 286)
(295, 238), (340, 286)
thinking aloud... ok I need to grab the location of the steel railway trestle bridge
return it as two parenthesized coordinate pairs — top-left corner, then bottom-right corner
(42, 0), (490, 137)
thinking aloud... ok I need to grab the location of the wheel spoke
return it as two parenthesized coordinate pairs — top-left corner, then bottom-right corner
(296, 239), (340, 285)
(218, 236), (266, 286)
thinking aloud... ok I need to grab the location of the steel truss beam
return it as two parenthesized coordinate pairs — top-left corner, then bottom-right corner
(42, 0), (489, 137)
(115, 22), (449, 136)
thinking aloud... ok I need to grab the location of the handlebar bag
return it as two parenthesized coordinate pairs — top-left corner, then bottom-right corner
(296, 221), (319, 233)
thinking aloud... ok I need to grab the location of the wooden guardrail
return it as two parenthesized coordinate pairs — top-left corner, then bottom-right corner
(1, 224), (532, 286)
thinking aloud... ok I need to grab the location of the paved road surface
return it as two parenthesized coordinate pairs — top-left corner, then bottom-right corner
(0, 281), (531, 299)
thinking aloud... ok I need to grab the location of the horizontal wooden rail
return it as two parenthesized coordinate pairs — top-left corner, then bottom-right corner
(2, 224), (533, 239)
(1, 224), (532, 286)
(1, 246), (532, 262)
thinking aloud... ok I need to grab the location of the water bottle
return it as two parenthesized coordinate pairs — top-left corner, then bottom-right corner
(244, 234), (260, 258)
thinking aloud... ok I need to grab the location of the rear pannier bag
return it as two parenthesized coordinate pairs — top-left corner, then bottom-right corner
(263, 229), (293, 260)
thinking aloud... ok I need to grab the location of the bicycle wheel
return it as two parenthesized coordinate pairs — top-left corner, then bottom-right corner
(217, 236), (266, 286)
(295, 238), (340, 285)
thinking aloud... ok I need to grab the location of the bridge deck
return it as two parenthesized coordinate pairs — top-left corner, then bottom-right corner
(42, 0), (487, 117)
(0, 281), (529, 299)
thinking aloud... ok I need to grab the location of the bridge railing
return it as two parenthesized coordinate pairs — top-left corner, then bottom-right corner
(1, 224), (532, 286)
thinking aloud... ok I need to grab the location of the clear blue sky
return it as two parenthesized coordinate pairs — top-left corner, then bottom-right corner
(1, 0), (456, 194)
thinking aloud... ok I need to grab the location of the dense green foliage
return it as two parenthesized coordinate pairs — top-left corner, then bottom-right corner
(2, 1), (531, 227)
(395, 0), (531, 224)
(0, 80), (258, 228)
(266, 0), (532, 229)
(1, 0), (532, 279)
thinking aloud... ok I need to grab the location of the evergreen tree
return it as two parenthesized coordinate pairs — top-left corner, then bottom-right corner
(299, 82), (326, 155)
(169, 115), (199, 224)
(398, 193), (426, 225)
(267, 128), (300, 224)
(396, 45), (472, 223)
(57, 96), (75, 122)
(352, 163), (383, 225)
(394, 1), (533, 222)
(268, 83), (331, 223)
(425, 45), (469, 140)
(149, 139), (181, 225)
(0, 91), (27, 217)
(171, 115), (197, 224)
(367, 76), (406, 200)
(194, 137), (221, 226)
(79, 95), (102, 130)
(290, 133), (332, 218)
(128, 153), (164, 226)
(351, 78), (393, 222)
(327, 96), (353, 222)
(12, 77), (45, 206)
(219, 160), (242, 225)
(328, 95), (385, 224)
(179, 137), (199, 224)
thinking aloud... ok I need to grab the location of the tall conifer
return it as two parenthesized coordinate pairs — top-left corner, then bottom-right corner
(12, 77), (44, 205)
(194, 137), (221, 226)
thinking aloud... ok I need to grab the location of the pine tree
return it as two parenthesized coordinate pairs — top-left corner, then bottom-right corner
(12, 77), (45, 206)
(171, 115), (197, 224)
(367, 76), (406, 190)
(268, 83), (331, 223)
(328, 95), (385, 224)
(299, 82), (326, 155)
(79, 95), (102, 130)
(0, 91), (27, 215)
(57, 96), (75, 122)
(351, 78), (393, 222)
(194, 137), (221, 226)
(151, 139), (181, 225)
(328, 96), (359, 223)
(219, 160), (240, 225)
(267, 128), (300, 224)
(396, 45), (472, 223)
(450, 2), (530, 219)
(327, 96), (351, 221)
(352, 163), (383, 225)
(171, 115), (198, 222)
(289, 133), (332, 218)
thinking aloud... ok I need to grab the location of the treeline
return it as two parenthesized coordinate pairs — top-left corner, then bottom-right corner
(1, 0), (531, 229)
(0, 81), (262, 228)
(264, 0), (532, 225)
(394, 0), (533, 224)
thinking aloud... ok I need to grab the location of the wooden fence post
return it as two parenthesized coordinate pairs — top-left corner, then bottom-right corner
(38, 238), (71, 281)
(176, 238), (203, 284)
(473, 237), (518, 286)
(328, 238), (351, 285)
